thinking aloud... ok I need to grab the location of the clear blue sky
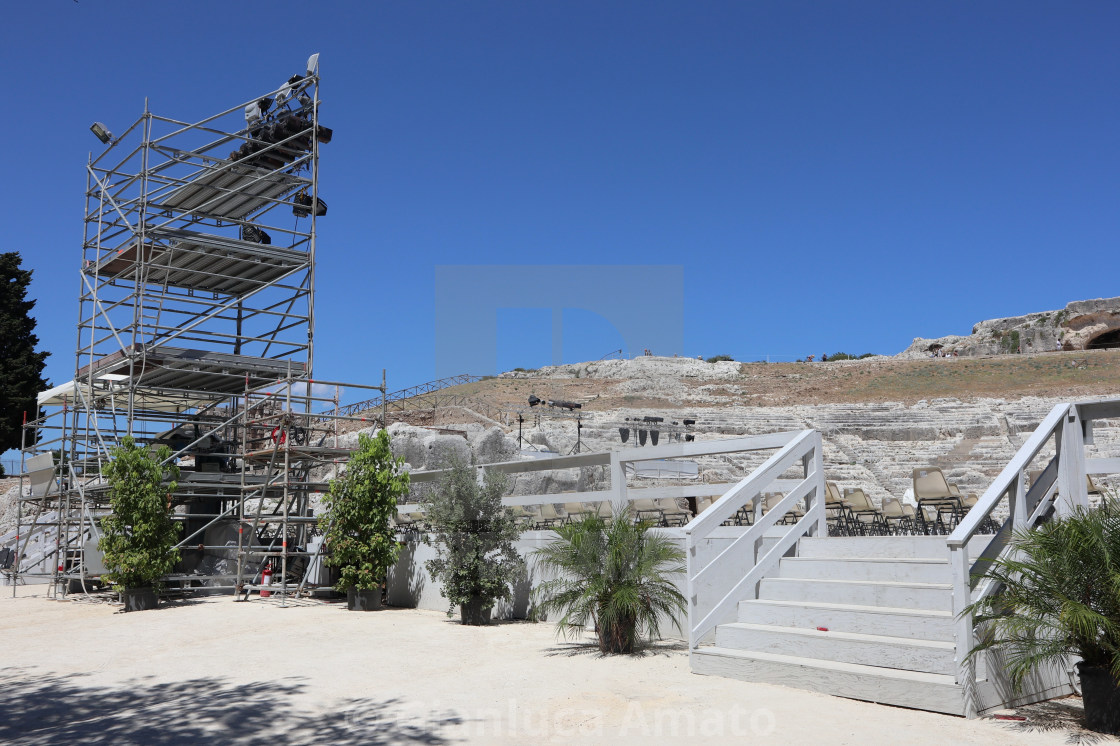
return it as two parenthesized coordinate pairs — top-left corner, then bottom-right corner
(2, 2), (1118, 393)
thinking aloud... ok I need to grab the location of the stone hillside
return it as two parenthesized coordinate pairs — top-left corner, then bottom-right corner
(899, 296), (1120, 358)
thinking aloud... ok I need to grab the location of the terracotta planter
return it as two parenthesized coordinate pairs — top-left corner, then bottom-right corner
(459, 596), (492, 626)
(1078, 663), (1120, 734)
(347, 588), (383, 611)
(122, 587), (158, 612)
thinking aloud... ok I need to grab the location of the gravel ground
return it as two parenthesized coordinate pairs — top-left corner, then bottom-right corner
(0, 589), (1105, 746)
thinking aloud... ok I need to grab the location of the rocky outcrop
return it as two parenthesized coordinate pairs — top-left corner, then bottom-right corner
(899, 297), (1120, 358)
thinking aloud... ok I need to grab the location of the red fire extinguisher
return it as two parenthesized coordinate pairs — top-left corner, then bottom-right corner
(260, 562), (273, 597)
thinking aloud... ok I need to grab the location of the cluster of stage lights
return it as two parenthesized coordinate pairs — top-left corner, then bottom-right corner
(619, 417), (696, 446)
(89, 53), (331, 226)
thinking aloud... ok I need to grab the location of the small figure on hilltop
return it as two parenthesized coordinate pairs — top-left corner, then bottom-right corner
(821, 353), (829, 362)
(807, 354), (815, 363)
(1056, 337), (1063, 353)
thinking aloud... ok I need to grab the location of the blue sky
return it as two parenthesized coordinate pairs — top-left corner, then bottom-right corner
(2, 1), (1118, 393)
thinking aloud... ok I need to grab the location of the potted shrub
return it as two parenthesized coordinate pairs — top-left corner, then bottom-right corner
(320, 430), (410, 611)
(98, 437), (181, 611)
(966, 497), (1120, 734)
(421, 462), (523, 625)
(533, 507), (686, 654)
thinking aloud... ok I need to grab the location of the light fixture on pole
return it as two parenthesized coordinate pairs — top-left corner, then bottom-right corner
(89, 122), (114, 145)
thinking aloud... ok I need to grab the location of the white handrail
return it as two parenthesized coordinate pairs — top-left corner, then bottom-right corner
(684, 430), (824, 648)
(947, 397), (1120, 716)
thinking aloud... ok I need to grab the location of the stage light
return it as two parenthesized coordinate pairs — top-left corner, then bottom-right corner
(683, 419), (696, 426)
(685, 434), (695, 442)
(549, 400), (582, 410)
(643, 416), (663, 423)
(306, 53), (320, 75)
(89, 122), (113, 144)
(240, 225), (271, 245)
(316, 125), (333, 143)
(292, 192), (328, 217)
(528, 395), (542, 407)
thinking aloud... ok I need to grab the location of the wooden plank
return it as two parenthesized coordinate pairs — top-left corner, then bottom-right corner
(691, 648), (965, 716)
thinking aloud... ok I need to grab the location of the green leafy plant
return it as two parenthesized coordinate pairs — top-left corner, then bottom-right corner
(965, 498), (1120, 733)
(533, 508), (687, 654)
(705, 355), (734, 363)
(420, 462), (523, 623)
(320, 430), (410, 593)
(98, 436), (181, 590)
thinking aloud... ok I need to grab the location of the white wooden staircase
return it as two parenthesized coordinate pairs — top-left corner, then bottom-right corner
(691, 536), (967, 715)
(683, 400), (1120, 717)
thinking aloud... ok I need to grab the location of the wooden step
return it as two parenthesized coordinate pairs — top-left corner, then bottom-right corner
(797, 536), (948, 559)
(737, 598), (955, 641)
(778, 556), (952, 584)
(759, 576), (953, 611)
(714, 622), (956, 675)
(691, 646), (966, 716)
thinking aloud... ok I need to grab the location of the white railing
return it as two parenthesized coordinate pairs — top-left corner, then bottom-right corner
(683, 430), (825, 648)
(947, 397), (1120, 716)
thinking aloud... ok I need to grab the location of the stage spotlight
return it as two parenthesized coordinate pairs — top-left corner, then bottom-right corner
(292, 192), (328, 217)
(683, 419), (696, 426)
(89, 122), (113, 144)
(685, 434), (695, 442)
(549, 399), (582, 410)
(643, 416), (663, 423)
(528, 395), (542, 407)
(316, 125), (333, 143)
(240, 224), (271, 245)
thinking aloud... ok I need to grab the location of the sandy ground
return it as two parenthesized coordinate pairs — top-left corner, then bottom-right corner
(0, 589), (1109, 746)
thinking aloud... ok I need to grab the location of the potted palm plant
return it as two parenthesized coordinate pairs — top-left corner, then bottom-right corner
(533, 507), (686, 654)
(966, 497), (1120, 734)
(99, 437), (181, 611)
(420, 462), (523, 625)
(320, 430), (410, 610)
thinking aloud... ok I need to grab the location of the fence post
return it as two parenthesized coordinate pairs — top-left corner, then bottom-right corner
(950, 542), (977, 717)
(609, 451), (628, 513)
(1057, 406), (1088, 516)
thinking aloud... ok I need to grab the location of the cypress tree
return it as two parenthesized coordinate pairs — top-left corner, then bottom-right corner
(0, 252), (49, 464)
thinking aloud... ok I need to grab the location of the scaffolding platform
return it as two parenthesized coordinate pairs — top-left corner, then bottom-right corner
(91, 228), (309, 297)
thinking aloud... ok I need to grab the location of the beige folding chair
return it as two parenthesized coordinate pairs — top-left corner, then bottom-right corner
(537, 504), (565, 529)
(843, 489), (887, 535)
(562, 502), (590, 524)
(912, 467), (964, 534)
(656, 498), (689, 527)
(881, 498), (912, 535)
(762, 492), (803, 525)
(633, 498), (665, 525)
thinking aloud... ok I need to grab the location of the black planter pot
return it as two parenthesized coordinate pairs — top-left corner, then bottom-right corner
(347, 588), (383, 611)
(122, 587), (158, 612)
(1078, 663), (1120, 734)
(459, 597), (492, 626)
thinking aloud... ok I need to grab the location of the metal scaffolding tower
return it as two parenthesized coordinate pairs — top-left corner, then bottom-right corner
(13, 54), (383, 603)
